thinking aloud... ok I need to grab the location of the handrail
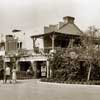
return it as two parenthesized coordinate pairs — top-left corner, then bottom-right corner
(5, 46), (100, 57)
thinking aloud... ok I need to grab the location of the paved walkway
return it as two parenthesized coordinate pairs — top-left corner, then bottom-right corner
(0, 79), (100, 100)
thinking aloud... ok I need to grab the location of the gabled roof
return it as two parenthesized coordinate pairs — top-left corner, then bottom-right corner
(44, 16), (83, 36)
(57, 22), (83, 36)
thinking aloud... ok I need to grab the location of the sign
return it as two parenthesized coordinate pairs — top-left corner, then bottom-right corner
(69, 51), (78, 59)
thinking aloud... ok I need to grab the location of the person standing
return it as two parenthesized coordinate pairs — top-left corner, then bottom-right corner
(12, 67), (17, 83)
(5, 66), (11, 83)
(0, 68), (5, 83)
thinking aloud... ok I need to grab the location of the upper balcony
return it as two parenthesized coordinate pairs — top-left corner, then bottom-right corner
(15, 46), (82, 57)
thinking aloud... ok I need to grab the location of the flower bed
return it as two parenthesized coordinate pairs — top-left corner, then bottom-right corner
(41, 78), (100, 85)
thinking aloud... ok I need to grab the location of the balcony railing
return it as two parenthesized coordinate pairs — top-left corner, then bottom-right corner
(4, 47), (72, 56)
(6, 45), (100, 57)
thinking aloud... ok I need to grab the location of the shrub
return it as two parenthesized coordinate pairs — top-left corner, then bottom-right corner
(49, 47), (100, 82)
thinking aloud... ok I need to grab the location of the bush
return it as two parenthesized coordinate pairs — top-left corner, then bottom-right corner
(49, 48), (100, 82)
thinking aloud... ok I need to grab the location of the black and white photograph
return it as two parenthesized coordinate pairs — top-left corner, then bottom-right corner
(0, 0), (100, 100)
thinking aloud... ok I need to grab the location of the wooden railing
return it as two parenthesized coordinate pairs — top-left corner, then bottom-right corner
(6, 46), (86, 57)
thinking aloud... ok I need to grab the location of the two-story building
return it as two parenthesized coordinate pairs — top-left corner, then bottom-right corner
(0, 16), (85, 79)
(31, 16), (83, 78)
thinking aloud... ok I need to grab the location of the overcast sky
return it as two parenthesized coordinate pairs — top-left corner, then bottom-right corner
(0, 0), (100, 49)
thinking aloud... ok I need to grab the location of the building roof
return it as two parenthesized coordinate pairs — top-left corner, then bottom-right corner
(57, 23), (83, 36)
(31, 16), (83, 38)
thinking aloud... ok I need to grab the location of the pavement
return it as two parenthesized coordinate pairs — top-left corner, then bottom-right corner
(0, 79), (100, 100)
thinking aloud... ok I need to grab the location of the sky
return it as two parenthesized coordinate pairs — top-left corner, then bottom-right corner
(0, 0), (100, 49)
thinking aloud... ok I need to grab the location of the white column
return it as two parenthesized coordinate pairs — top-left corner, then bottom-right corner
(16, 60), (18, 71)
(50, 67), (52, 78)
(31, 61), (37, 78)
(46, 60), (50, 78)
(16, 60), (20, 71)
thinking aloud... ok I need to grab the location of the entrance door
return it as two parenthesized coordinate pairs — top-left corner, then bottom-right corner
(19, 61), (31, 71)
(36, 61), (46, 78)
(36, 62), (41, 78)
(18, 61), (33, 79)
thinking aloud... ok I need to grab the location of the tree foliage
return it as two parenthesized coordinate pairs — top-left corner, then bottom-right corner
(49, 26), (100, 81)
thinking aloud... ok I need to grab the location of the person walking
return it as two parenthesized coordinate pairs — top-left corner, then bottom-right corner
(12, 67), (17, 84)
(5, 66), (11, 83)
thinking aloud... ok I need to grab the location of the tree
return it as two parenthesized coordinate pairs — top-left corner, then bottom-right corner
(49, 48), (80, 81)
(81, 26), (100, 81)
(49, 26), (100, 82)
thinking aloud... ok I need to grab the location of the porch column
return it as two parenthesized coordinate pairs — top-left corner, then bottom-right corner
(50, 67), (52, 78)
(50, 34), (56, 50)
(31, 61), (37, 78)
(16, 60), (19, 71)
(68, 39), (74, 48)
(52, 34), (55, 50)
(46, 60), (50, 78)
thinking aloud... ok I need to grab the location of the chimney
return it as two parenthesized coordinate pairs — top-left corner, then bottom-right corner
(44, 25), (58, 33)
(49, 25), (57, 32)
(6, 35), (13, 41)
(59, 22), (64, 28)
(63, 16), (75, 23)
(44, 26), (49, 33)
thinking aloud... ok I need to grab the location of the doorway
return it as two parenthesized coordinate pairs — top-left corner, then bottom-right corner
(19, 61), (31, 71)
(35, 61), (46, 78)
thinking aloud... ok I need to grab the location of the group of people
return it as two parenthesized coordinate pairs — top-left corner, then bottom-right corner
(0, 66), (17, 84)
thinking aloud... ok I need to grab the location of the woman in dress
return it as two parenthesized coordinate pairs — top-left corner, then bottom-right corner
(12, 67), (17, 83)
